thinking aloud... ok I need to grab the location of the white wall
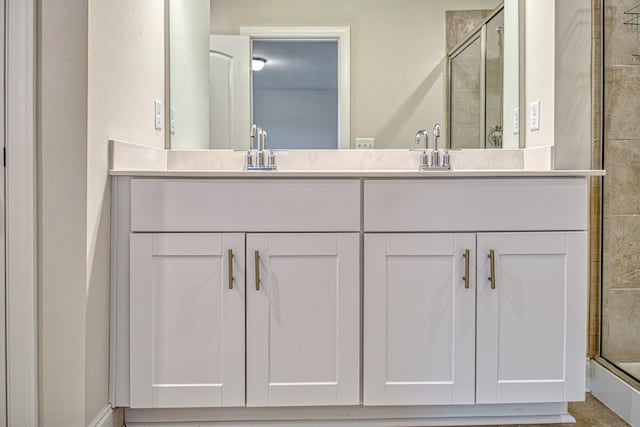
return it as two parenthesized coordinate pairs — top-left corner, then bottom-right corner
(87, 1), (165, 423)
(501, 0), (520, 149)
(525, 0), (555, 149)
(524, 0), (591, 168)
(553, 0), (591, 169)
(170, 0), (211, 149)
(211, 0), (500, 149)
(38, 0), (88, 424)
(36, 1), (165, 426)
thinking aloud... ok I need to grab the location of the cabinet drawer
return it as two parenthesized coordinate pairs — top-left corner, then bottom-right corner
(131, 179), (361, 232)
(364, 178), (588, 232)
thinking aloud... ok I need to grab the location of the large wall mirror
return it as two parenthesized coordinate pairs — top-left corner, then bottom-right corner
(167, 0), (524, 150)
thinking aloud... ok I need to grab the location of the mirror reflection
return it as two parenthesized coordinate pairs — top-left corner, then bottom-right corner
(168, 0), (521, 150)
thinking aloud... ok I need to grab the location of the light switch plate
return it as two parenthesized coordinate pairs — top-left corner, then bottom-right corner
(355, 138), (375, 149)
(530, 101), (540, 131)
(170, 107), (176, 135)
(154, 100), (162, 130)
(513, 107), (519, 134)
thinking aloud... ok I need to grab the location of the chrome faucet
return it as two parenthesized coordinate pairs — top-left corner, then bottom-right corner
(432, 124), (441, 168)
(415, 124), (451, 171)
(415, 129), (430, 171)
(246, 124), (276, 171)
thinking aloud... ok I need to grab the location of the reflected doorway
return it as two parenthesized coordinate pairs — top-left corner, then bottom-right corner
(252, 40), (339, 150)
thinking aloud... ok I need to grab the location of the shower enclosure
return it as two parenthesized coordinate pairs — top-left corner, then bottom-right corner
(447, 0), (520, 149)
(599, 0), (640, 387)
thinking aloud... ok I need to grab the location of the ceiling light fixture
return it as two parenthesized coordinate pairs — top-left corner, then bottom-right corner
(252, 57), (267, 71)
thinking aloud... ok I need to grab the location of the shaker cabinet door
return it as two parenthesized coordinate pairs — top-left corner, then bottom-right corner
(130, 233), (245, 408)
(363, 233), (476, 405)
(476, 232), (587, 404)
(246, 233), (360, 407)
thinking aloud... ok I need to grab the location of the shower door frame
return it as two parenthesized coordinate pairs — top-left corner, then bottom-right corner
(446, 1), (525, 150)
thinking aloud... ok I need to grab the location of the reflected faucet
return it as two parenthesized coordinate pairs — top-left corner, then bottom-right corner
(246, 124), (276, 171)
(414, 124), (451, 171)
(415, 129), (429, 171)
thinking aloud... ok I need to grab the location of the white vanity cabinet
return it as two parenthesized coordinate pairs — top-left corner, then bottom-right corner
(363, 233), (477, 406)
(115, 178), (362, 409)
(363, 179), (588, 406)
(129, 233), (246, 408)
(475, 232), (587, 404)
(112, 175), (592, 425)
(246, 233), (360, 407)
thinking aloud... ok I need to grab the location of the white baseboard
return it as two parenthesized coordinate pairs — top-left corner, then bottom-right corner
(591, 361), (640, 426)
(125, 415), (575, 427)
(88, 405), (124, 427)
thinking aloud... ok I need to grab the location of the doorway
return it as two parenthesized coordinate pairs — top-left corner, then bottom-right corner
(0, 0), (6, 423)
(251, 40), (339, 150)
(240, 26), (351, 149)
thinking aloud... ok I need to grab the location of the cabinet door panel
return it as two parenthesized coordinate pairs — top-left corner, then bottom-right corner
(476, 232), (587, 404)
(246, 233), (360, 407)
(364, 234), (476, 405)
(130, 233), (245, 408)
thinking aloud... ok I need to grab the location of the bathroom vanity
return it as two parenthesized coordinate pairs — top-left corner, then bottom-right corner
(109, 145), (601, 426)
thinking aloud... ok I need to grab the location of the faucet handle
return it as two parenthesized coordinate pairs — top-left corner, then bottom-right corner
(268, 150), (277, 170)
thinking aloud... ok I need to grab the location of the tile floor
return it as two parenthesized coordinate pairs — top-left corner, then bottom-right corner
(446, 393), (630, 427)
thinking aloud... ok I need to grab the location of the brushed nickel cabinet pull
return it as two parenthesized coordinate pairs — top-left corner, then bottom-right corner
(488, 249), (496, 289)
(228, 249), (234, 289)
(463, 249), (470, 289)
(255, 250), (261, 291)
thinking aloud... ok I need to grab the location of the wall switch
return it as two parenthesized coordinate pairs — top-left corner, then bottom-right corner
(355, 137), (375, 149)
(154, 100), (162, 130)
(530, 101), (540, 131)
(170, 107), (176, 135)
(513, 107), (519, 134)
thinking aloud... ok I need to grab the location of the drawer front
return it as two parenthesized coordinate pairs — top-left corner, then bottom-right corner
(131, 179), (361, 232)
(364, 178), (588, 232)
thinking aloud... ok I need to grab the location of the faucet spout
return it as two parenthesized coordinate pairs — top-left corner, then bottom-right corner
(415, 129), (429, 151)
(432, 123), (441, 151)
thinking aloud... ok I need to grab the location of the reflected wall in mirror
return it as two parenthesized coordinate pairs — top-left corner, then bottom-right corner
(168, 0), (522, 150)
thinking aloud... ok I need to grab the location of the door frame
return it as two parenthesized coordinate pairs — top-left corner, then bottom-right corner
(5, 0), (38, 425)
(239, 26), (351, 150)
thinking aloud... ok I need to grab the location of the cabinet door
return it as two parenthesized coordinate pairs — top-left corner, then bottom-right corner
(363, 234), (476, 405)
(476, 232), (587, 404)
(130, 233), (245, 408)
(246, 233), (360, 407)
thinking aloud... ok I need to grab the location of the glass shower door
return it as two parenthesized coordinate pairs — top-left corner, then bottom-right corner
(450, 35), (482, 149)
(484, 9), (505, 148)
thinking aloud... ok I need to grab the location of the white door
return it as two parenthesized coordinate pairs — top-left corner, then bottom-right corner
(363, 234), (476, 406)
(476, 232), (587, 404)
(0, 0), (5, 422)
(209, 35), (251, 150)
(130, 233), (245, 408)
(246, 233), (360, 407)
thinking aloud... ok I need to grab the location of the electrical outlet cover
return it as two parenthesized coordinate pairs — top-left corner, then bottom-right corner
(530, 101), (540, 131)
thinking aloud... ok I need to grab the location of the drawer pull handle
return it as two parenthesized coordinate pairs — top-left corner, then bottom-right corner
(463, 249), (470, 289)
(255, 250), (261, 291)
(488, 249), (496, 289)
(228, 249), (234, 289)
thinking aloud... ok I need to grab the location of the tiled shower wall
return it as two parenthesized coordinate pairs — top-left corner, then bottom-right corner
(597, 0), (640, 366)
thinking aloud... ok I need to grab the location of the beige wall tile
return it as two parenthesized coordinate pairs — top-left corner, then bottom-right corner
(601, 289), (640, 362)
(603, 214), (640, 289)
(603, 139), (640, 215)
(604, 67), (640, 140)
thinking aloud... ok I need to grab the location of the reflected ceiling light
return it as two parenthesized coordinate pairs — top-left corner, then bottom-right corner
(252, 57), (267, 71)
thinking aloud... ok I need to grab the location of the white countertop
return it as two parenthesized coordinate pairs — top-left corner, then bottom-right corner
(108, 140), (605, 178)
(109, 169), (605, 178)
